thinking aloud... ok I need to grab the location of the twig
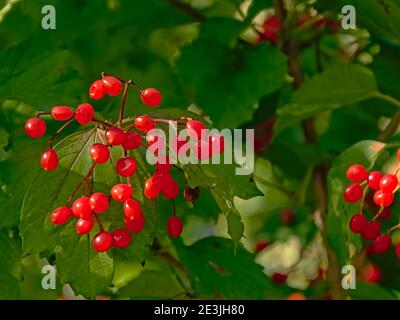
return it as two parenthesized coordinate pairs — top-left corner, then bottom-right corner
(167, 0), (205, 21)
(119, 80), (132, 128)
(49, 119), (75, 148)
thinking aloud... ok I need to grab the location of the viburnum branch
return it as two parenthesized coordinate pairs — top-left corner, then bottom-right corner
(49, 118), (75, 148)
(119, 80), (132, 128)
(388, 223), (400, 233)
(93, 118), (113, 127)
(67, 162), (96, 206)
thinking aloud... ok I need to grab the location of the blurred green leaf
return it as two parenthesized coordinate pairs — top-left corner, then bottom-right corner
(0, 230), (21, 299)
(348, 282), (397, 300)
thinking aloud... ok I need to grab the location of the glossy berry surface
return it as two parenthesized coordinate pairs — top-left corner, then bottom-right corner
(343, 184), (363, 203)
(111, 184), (133, 202)
(101, 76), (123, 96)
(50, 206), (72, 225)
(368, 171), (383, 190)
(75, 103), (94, 125)
(362, 221), (381, 241)
(89, 80), (105, 100)
(112, 229), (132, 248)
(349, 213), (367, 233)
(144, 176), (160, 199)
(134, 115), (155, 133)
(123, 199), (142, 220)
(379, 174), (398, 192)
(76, 216), (94, 235)
(124, 215), (145, 233)
(89, 192), (109, 214)
(25, 118), (46, 138)
(93, 231), (113, 252)
(167, 215), (183, 237)
(140, 88), (162, 107)
(106, 127), (126, 146)
(116, 157), (136, 177)
(373, 190), (394, 207)
(122, 132), (142, 150)
(90, 143), (110, 164)
(362, 265), (381, 283)
(51, 106), (74, 121)
(346, 164), (368, 182)
(186, 120), (206, 140)
(40, 148), (59, 171)
(71, 196), (92, 219)
(373, 234), (392, 254)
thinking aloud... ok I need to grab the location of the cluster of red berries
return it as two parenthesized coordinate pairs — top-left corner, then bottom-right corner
(343, 159), (400, 258)
(24, 73), (222, 252)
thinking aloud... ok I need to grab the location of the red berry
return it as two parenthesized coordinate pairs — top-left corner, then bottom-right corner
(396, 243), (400, 258)
(90, 143), (110, 164)
(75, 103), (94, 125)
(76, 215), (94, 235)
(105, 127), (126, 146)
(368, 171), (383, 190)
(50, 206), (72, 225)
(124, 215), (145, 234)
(315, 17), (326, 29)
(40, 148), (59, 171)
(373, 190), (394, 207)
(144, 176), (160, 199)
(89, 192), (109, 214)
(116, 157), (136, 177)
(346, 164), (368, 182)
(272, 272), (287, 283)
(209, 134), (225, 154)
(101, 76), (123, 96)
(262, 15), (280, 44)
(397, 148), (400, 161)
(93, 231), (113, 252)
(362, 264), (381, 283)
(378, 207), (391, 220)
(140, 88), (162, 107)
(343, 184), (363, 203)
(112, 229), (132, 248)
(158, 173), (179, 199)
(122, 132), (142, 150)
(51, 106), (74, 121)
(362, 221), (381, 240)
(280, 209), (295, 225)
(89, 80), (106, 100)
(111, 184), (133, 202)
(123, 199), (142, 220)
(71, 197), (92, 219)
(349, 213), (367, 233)
(255, 240), (268, 253)
(25, 117), (46, 138)
(156, 156), (172, 173)
(134, 115), (155, 133)
(379, 174), (398, 192)
(186, 120), (206, 140)
(167, 215), (183, 237)
(373, 234), (392, 254)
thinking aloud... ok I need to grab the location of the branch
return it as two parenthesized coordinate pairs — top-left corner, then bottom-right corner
(167, 0), (205, 22)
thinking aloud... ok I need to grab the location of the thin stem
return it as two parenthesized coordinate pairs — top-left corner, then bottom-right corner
(94, 213), (104, 232)
(373, 207), (384, 220)
(172, 200), (176, 216)
(379, 110), (400, 141)
(93, 118), (113, 127)
(101, 72), (142, 91)
(49, 119), (75, 148)
(166, 0), (205, 21)
(119, 80), (132, 128)
(388, 223), (400, 233)
(67, 162), (96, 206)
(36, 112), (51, 118)
(376, 92), (400, 108)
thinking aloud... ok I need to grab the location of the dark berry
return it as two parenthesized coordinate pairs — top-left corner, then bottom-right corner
(362, 221), (381, 240)
(255, 240), (268, 253)
(140, 88), (162, 107)
(51, 106), (74, 121)
(90, 143), (110, 164)
(40, 148), (59, 171)
(272, 272), (287, 283)
(93, 231), (113, 252)
(349, 213), (367, 233)
(75, 103), (94, 125)
(25, 118), (46, 138)
(346, 164), (368, 182)
(167, 215), (183, 237)
(183, 186), (200, 203)
(280, 209), (295, 225)
(262, 15), (280, 44)
(112, 229), (132, 248)
(373, 234), (392, 254)
(378, 207), (391, 220)
(396, 243), (400, 258)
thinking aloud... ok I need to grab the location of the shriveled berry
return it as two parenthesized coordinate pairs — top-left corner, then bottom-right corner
(75, 103), (94, 125)
(106, 127), (126, 146)
(346, 164), (368, 182)
(101, 76), (122, 96)
(373, 234), (392, 254)
(76, 215), (94, 235)
(40, 148), (59, 171)
(116, 157), (136, 177)
(343, 184), (363, 203)
(134, 115), (155, 133)
(362, 264), (381, 283)
(140, 88), (162, 107)
(51, 106), (74, 121)
(379, 207), (391, 220)
(112, 229), (132, 248)
(122, 132), (142, 150)
(89, 192), (109, 214)
(25, 118), (46, 138)
(71, 196), (92, 219)
(379, 174), (398, 193)
(167, 215), (183, 237)
(93, 231), (113, 252)
(272, 272), (287, 283)
(123, 199), (142, 220)
(89, 80), (105, 100)
(144, 176), (160, 199)
(111, 184), (133, 202)
(349, 213), (367, 233)
(183, 186), (200, 203)
(90, 143), (110, 164)
(50, 206), (72, 225)
(362, 221), (381, 240)
(373, 190), (394, 207)
(124, 215), (145, 233)
(368, 171), (383, 190)
(186, 120), (206, 140)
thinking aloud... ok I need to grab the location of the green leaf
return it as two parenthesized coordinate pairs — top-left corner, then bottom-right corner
(227, 209), (244, 241)
(275, 64), (379, 133)
(348, 282), (397, 300)
(172, 237), (279, 299)
(0, 128), (9, 161)
(0, 35), (82, 107)
(177, 18), (287, 127)
(246, 0), (274, 21)
(0, 230), (21, 299)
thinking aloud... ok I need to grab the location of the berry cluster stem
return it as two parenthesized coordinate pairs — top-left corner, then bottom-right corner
(67, 162), (96, 206)
(49, 118), (75, 148)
